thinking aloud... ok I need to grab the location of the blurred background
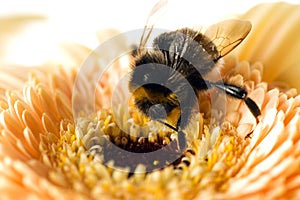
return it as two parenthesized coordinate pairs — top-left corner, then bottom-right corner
(0, 0), (298, 67)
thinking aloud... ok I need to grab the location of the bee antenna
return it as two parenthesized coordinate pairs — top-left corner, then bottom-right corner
(156, 119), (178, 132)
(139, 0), (168, 48)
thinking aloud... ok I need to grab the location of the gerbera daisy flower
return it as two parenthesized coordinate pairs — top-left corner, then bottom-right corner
(1, 2), (300, 200)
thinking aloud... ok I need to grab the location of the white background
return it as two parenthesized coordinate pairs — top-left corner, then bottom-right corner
(0, 0), (298, 66)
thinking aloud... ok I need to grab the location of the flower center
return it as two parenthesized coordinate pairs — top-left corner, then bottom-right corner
(77, 110), (191, 172)
(41, 107), (249, 198)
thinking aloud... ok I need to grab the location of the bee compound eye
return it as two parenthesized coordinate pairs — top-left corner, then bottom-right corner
(148, 104), (167, 120)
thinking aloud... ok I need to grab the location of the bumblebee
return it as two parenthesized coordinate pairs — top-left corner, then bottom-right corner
(128, 1), (261, 150)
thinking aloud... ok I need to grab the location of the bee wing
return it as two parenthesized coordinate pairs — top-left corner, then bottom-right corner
(139, 0), (168, 48)
(204, 19), (251, 59)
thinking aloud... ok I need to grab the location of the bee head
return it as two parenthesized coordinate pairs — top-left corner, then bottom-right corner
(130, 83), (180, 122)
(129, 52), (181, 122)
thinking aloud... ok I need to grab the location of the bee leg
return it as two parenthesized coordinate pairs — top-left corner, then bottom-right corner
(177, 131), (187, 151)
(156, 118), (187, 151)
(176, 116), (187, 151)
(244, 97), (261, 123)
(210, 81), (261, 139)
(245, 130), (253, 139)
(156, 119), (178, 131)
(211, 81), (261, 119)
